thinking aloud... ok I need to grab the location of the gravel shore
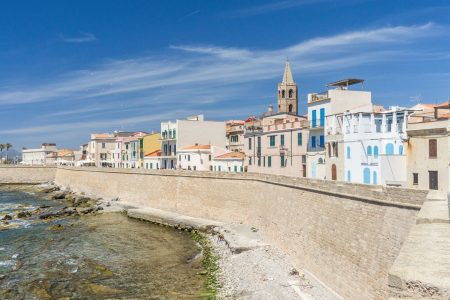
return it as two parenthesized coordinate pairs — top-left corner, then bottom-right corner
(210, 235), (340, 300)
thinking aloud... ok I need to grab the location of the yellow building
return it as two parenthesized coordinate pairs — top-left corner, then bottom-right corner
(138, 133), (160, 168)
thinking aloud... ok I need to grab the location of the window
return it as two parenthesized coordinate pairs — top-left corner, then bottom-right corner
(289, 104), (293, 112)
(429, 171), (438, 190)
(311, 110), (317, 128)
(258, 157), (261, 166)
(269, 136), (276, 147)
(234, 166), (237, 172)
(288, 89), (293, 98)
(268, 156), (271, 167)
(249, 157), (252, 165)
(363, 168), (370, 184)
(218, 166), (222, 172)
(281, 155), (285, 167)
(280, 134), (285, 146)
(413, 173), (418, 185)
(281, 90), (286, 98)
(298, 132), (302, 145)
(102, 143), (106, 149)
(257, 136), (261, 150)
(331, 164), (337, 180)
(399, 145), (404, 155)
(347, 146), (351, 159)
(347, 170), (351, 182)
(188, 155), (191, 161)
(367, 146), (372, 156)
(263, 156), (266, 167)
(173, 129), (176, 139)
(429, 139), (437, 158)
(240, 166), (243, 172)
(385, 143), (394, 155)
(319, 135), (324, 148)
(311, 136), (316, 148)
(373, 171), (377, 185)
(179, 155), (182, 160)
(248, 138), (252, 150)
(209, 155), (211, 161)
(319, 108), (325, 127)
(374, 146), (379, 158)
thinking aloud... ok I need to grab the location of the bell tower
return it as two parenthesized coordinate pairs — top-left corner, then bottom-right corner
(277, 61), (298, 115)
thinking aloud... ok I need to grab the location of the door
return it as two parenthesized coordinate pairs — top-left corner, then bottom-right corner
(331, 164), (337, 180)
(429, 171), (438, 190)
(363, 168), (370, 184)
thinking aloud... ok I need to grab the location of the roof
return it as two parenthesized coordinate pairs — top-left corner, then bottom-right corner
(327, 78), (364, 87)
(179, 144), (211, 151)
(281, 61), (295, 84)
(372, 105), (385, 113)
(92, 133), (114, 139)
(144, 150), (161, 157)
(57, 149), (74, 157)
(226, 120), (245, 125)
(214, 152), (245, 160)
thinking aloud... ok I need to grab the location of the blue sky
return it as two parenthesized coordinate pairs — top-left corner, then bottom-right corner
(1, 0), (449, 150)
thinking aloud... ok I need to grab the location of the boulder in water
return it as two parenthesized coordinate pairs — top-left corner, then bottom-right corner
(2, 215), (12, 221)
(17, 211), (32, 219)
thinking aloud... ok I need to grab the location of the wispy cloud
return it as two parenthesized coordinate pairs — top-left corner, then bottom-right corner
(0, 23), (447, 147)
(61, 32), (97, 43)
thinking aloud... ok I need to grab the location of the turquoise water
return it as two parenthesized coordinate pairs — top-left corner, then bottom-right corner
(0, 188), (206, 299)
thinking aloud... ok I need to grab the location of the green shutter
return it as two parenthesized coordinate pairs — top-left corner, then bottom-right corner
(298, 132), (302, 145)
(268, 156), (271, 167)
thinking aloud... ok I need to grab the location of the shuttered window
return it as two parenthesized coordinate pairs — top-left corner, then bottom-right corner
(429, 139), (437, 158)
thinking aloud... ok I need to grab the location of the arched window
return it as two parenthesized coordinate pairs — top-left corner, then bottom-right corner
(318, 157), (324, 164)
(281, 90), (286, 98)
(399, 145), (404, 155)
(288, 89), (293, 98)
(347, 170), (351, 182)
(347, 146), (351, 159)
(173, 129), (176, 139)
(374, 146), (379, 158)
(288, 104), (293, 112)
(386, 143), (394, 155)
(363, 167), (370, 184)
(367, 146), (372, 156)
(373, 171), (378, 185)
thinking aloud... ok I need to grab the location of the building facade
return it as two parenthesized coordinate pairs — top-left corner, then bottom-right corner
(406, 103), (450, 193)
(306, 79), (373, 179)
(137, 133), (160, 168)
(225, 120), (245, 152)
(87, 134), (116, 167)
(159, 115), (226, 169)
(22, 143), (58, 165)
(326, 107), (410, 186)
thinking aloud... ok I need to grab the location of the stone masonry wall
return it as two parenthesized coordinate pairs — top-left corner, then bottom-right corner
(0, 166), (56, 184)
(54, 167), (426, 299)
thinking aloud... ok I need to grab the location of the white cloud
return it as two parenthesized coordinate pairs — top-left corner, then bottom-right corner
(61, 32), (97, 43)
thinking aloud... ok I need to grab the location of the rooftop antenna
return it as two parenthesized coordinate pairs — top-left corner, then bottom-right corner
(409, 95), (422, 105)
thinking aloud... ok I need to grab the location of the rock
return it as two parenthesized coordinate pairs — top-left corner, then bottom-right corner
(50, 191), (67, 200)
(17, 211), (32, 219)
(84, 283), (124, 296)
(2, 215), (12, 221)
(39, 205), (51, 209)
(106, 202), (111, 207)
(79, 207), (94, 215)
(48, 224), (64, 231)
(289, 268), (299, 276)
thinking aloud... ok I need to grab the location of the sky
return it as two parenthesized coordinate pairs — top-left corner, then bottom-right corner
(0, 0), (450, 150)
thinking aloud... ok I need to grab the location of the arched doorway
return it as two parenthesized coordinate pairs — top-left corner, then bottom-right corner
(331, 164), (337, 180)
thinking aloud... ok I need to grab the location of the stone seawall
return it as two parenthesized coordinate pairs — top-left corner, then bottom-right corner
(0, 166), (56, 184)
(54, 167), (427, 299)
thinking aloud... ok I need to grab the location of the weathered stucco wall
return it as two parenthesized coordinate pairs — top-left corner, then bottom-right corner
(0, 166), (56, 183)
(54, 167), (426, 299)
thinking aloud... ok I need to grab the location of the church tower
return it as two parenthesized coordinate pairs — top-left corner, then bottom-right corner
(277, 61), (298, 115)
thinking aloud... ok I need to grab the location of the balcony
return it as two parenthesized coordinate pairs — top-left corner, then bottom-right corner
(361, 154), (379, 165)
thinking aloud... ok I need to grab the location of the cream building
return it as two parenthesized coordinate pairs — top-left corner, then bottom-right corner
(406, 102), (450, 193)
(159, 115), (226, 169)
(226, 120), (245, 152)
(22, 143), (58, 165)
(143, 150), (162, 170)
(307, 79), (373, 179)
(88, 133), (116, 167)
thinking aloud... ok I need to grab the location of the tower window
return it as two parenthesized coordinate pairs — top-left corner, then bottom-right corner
(281, 90), (286, 98)
(289, 104), (293, 112)
(288, 89), (293, 98)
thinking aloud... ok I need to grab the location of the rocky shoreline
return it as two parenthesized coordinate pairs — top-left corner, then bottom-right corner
(0, 183), (337, 299)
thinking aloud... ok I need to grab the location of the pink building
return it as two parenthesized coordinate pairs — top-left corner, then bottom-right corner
(244, 113), (309, 177)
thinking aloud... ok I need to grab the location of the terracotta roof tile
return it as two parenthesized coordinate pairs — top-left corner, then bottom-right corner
(214, 152), (245, 160)
(179, 145), (211, 150)
(144, 150), (161, 157)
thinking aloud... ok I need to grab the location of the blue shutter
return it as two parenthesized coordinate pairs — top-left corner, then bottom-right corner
(319, 108), (325, 127)
(312, 110), (317, 128)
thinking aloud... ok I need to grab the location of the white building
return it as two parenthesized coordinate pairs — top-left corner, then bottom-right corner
(22, 143), (58, 165)
(307, 79), (373, 179)
(143, 150), (162, 170)
(177, 145), (227, 171)
(326, 107), (412, 185)
(212, 151), (245, 172)
(159, 115), (226, 169)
